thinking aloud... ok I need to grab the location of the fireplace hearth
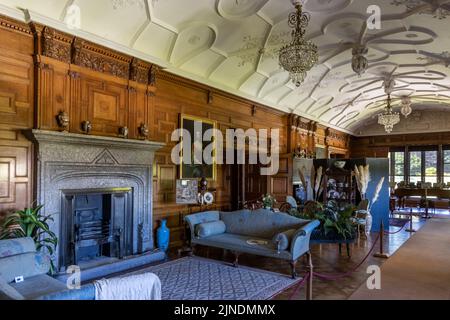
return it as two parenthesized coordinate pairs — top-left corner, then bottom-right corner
(25, 130), (165, 271)
(61, 188), (133, 269)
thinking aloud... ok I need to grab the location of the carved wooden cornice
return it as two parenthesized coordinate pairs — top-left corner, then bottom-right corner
(0, 14), (32, 35)
(28, 22), (157, 85)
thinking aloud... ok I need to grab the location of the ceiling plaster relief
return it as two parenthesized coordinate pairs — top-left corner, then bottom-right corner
(4, 0), (450, 135)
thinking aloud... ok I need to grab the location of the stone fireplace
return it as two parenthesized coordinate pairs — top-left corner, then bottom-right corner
(25, 130), (164, 271)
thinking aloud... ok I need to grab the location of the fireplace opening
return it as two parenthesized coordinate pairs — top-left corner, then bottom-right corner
(60, 188), (133, 271)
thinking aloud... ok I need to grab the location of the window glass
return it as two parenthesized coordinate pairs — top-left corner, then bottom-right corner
(444, 150), (450, 184)
(424, 151), (437, 184)
(409, 151), (422, 183)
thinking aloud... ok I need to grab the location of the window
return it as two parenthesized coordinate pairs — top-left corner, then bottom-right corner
(390, 146), (450, 184)
(444, 149), (450, 184)
(409, 151), (422, 184)
(389, 151), (405, 183)
(424, 151), (438, 183)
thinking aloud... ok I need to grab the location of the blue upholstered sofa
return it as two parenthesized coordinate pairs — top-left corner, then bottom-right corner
(185, 209), (320, 280)
(0, 237), (95, 300)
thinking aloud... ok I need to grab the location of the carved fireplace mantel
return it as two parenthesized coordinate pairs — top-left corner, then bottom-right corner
(24, 130), (165, 269)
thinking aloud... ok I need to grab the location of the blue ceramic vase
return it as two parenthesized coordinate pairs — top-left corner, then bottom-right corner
(156, 219), (170, 252)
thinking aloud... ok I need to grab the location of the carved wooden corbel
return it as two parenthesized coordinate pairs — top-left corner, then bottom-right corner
(149, 65), (159, 86)
(207, 91), (214, 104)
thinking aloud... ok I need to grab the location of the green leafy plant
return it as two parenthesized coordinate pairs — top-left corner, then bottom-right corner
(0, 205), (57, 273)
(262, 194), (276, 208)
(292, 200), (356, 240)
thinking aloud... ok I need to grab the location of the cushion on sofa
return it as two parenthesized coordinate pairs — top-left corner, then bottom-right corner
(196, 221), (226, 238)
(0, 274), (25, 300)
(10, 274), (67, 300)
(220, 209), (303, 238)
(272, 229), (297, 251)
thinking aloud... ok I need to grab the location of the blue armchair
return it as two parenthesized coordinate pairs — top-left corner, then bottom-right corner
(0, 237), (94, 300)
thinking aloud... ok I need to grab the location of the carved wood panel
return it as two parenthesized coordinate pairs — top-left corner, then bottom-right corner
(0, 51), (33, 129)
(0, 130), (32, 216)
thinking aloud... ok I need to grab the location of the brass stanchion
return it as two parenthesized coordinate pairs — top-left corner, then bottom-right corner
(374, 220), (390, 259)
(405, 208), (416, 233)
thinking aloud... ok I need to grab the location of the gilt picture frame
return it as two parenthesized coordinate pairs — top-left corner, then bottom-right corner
(179, 114), (217, 180)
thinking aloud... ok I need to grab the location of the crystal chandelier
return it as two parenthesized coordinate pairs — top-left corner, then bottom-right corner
(378, 94), (400, 133)
(279, 0), (318, 87)
(400, 96), (412, 117)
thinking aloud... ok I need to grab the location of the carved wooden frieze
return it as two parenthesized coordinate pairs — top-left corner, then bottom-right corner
(72, 38), (129, 79)
(33, 25), (158, 85)
(42, 26), (71, 64)
(130, 58), (152, 84)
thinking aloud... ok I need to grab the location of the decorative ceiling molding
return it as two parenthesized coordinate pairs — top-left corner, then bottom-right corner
(1, 0), (449, 135)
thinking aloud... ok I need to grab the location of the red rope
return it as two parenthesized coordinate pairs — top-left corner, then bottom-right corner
(288, 273), (310, 300)
(383, 223), (408, 235)
(313, 234), (381, 281)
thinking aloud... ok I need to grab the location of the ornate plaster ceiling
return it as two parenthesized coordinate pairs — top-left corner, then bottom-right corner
(1, 0), (450, 135)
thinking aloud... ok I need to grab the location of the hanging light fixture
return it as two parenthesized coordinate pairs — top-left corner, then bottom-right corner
(279, 0), (319, 87)
(378, 94), (400, 133)
(400, 96), (412, 118)
(351, 45), (369, 76)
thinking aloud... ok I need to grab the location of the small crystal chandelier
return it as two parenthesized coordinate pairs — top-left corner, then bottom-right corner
(378, 94), (400, 133)
(400, 96), (412, 118)
(279, 0), (319, 87)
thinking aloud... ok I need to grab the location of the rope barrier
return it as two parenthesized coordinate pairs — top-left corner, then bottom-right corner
(288, 273), (310, 300)
(313, 233), (381, 281)
(288, 218), (412, 298)
(383, 223), (408, 235)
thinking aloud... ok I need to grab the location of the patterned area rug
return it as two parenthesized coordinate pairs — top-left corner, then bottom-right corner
(126, 256), (299, 300)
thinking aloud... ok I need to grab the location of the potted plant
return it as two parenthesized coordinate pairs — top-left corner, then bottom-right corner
(0, 204), (58, 274)
(262, 194), (276, 210)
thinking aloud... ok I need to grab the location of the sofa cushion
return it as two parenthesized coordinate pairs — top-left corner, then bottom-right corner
(196, 221), (226, 238)
(193, 233), (292, 260)
(0, 252), (43, 283)
(0, 237), (36, 258)
(10, 274), (67, 300)
(0, 274), (25, 300)
(220, 209), (304, 238)
(272, 229), (297, 251)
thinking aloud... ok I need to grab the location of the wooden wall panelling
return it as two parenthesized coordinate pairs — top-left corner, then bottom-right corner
(0, 16), (34, 216)
(0, 129), (33, 216)
(268, 154), (293, 203)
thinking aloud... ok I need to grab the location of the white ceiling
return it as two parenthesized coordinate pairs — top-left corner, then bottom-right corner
(1, 0), (450, 135)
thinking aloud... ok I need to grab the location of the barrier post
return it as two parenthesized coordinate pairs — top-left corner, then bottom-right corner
(405, 208), (416, 233)
(374, 220), (390, 259)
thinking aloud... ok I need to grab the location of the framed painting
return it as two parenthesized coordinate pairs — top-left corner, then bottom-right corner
(176, 179), (199, 204)
(180, 114), (217, 180)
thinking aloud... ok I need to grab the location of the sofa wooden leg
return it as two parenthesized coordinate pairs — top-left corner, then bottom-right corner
(346, 244), (351, 258)
(232, 251), (240, 267)
(290, 260), (298, 279)
(189, 244), (196, 257)
(306, 252), (313, 301)
(222, 249), (227, 260)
